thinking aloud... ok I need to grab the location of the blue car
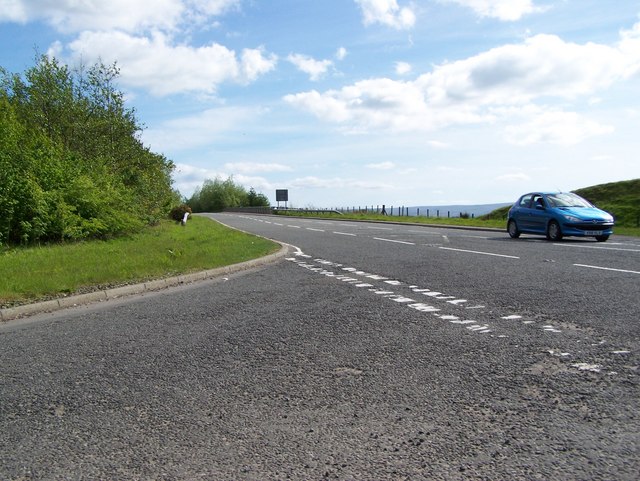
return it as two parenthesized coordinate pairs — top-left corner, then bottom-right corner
(507, 192), (614, 242)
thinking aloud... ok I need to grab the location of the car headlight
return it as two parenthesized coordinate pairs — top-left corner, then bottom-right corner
(563, 214), (581, 223)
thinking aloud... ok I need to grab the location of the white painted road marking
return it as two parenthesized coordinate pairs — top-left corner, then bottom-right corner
(439, 247), (520, 259)
(284, 246), (610, 374)
(574, 264), (640, 275)
(555, 244), (640, 253)
(334, 231), (356, 236)
(373, 237), (415, 245)
(306, 228), (325, 232)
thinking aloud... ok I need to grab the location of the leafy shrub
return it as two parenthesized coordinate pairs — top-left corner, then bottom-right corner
(170, 204), (193, 222)
(188, 177), (270, 212)
(0, 56), (176, 245)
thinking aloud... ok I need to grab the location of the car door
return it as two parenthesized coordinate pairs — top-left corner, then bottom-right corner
(528, 194), (548, 233)
(513, 194), (534, 231)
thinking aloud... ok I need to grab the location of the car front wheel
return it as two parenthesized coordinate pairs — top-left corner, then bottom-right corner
(546, 220), (563, 241)
(507, 219), (520, 238)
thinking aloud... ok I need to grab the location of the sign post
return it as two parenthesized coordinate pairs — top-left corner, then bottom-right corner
(276, 189), (288, 209)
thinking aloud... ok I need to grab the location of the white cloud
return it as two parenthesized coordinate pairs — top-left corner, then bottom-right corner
(287, 53), (333, 81)
(224, 162), (293, 173)
(618, 20), (640, 77)
(504, 108), (613, 146)
(285, 31), (637, 144)
(395, 61), (412, 75)
(442, 0), (545, 21)
(143, 106), (265, 152)
(173, 163), (227, 195)
(0, 0), (240, 33)
(290, 176), (392, 190)
(367, 161), (396, 170)
(336, 47), (348, 61)
(428, 140), (450, 149)
(65, 31), (276, 96)
(172, 163), (275, 198)
(495, 173), (531, 182)
(354, 0), (416, 29)
(240, 47), (279, 84)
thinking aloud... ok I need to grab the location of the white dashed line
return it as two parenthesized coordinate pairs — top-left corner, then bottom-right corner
(439, 247), (520, 259)
(373, 237), (415, 245)
(284, 246), (609, 374)
(409, 303), (440, 313)
(556, 244), (640, 253)
(306, 228), (325, 232)
(574, 264), (640, 275)
(334, 231), (356, 237)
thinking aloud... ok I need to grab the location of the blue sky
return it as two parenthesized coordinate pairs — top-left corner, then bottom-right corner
(1, 0), (639, 207)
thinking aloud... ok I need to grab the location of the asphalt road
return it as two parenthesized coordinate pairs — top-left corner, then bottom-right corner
(1, 213), (638, 480)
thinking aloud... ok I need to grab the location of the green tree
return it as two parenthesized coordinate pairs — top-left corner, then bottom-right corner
(188, 177), (270, 212)
(0, 55), (177, 244)
(247, 187), (270, 207)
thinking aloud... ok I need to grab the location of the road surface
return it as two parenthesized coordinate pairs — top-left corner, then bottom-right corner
(1, 213), (638, 480)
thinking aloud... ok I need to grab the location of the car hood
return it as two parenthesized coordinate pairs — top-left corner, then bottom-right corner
(555, 207), (612, 221)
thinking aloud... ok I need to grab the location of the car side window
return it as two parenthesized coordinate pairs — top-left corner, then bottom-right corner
(532, 195), (545, 208)
(519, 194), (533, 207)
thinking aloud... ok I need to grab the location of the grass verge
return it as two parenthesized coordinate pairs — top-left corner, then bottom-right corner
(0, 216), (279, 308)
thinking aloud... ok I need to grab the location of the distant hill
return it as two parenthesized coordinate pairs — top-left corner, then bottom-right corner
(575, 179), (639, 227)
(481, 179), (639, 227)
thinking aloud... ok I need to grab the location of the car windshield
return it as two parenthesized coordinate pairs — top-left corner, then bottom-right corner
(546, 193), (593, 208)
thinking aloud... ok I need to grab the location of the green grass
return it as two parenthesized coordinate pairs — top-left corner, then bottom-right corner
(575, 179), (640, 228)
(0, 216), (279, 307)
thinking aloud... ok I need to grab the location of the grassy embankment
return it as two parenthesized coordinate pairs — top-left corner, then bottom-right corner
(0, 216), (279, 308)
(277, 179), (640, 237)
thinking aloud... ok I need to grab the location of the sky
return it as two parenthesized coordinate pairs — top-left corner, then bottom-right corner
(1, 0), (639, 208)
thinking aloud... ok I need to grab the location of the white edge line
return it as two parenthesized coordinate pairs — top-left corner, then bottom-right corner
(574, 264), (640, 275)
(373, 237), (415, 245)
(439, 247), (519, 259)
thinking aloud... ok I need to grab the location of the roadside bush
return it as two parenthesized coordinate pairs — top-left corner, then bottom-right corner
(187, 177), (270, 212)
(170, 204), (192, 222)
(0, 56), (176, 245)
